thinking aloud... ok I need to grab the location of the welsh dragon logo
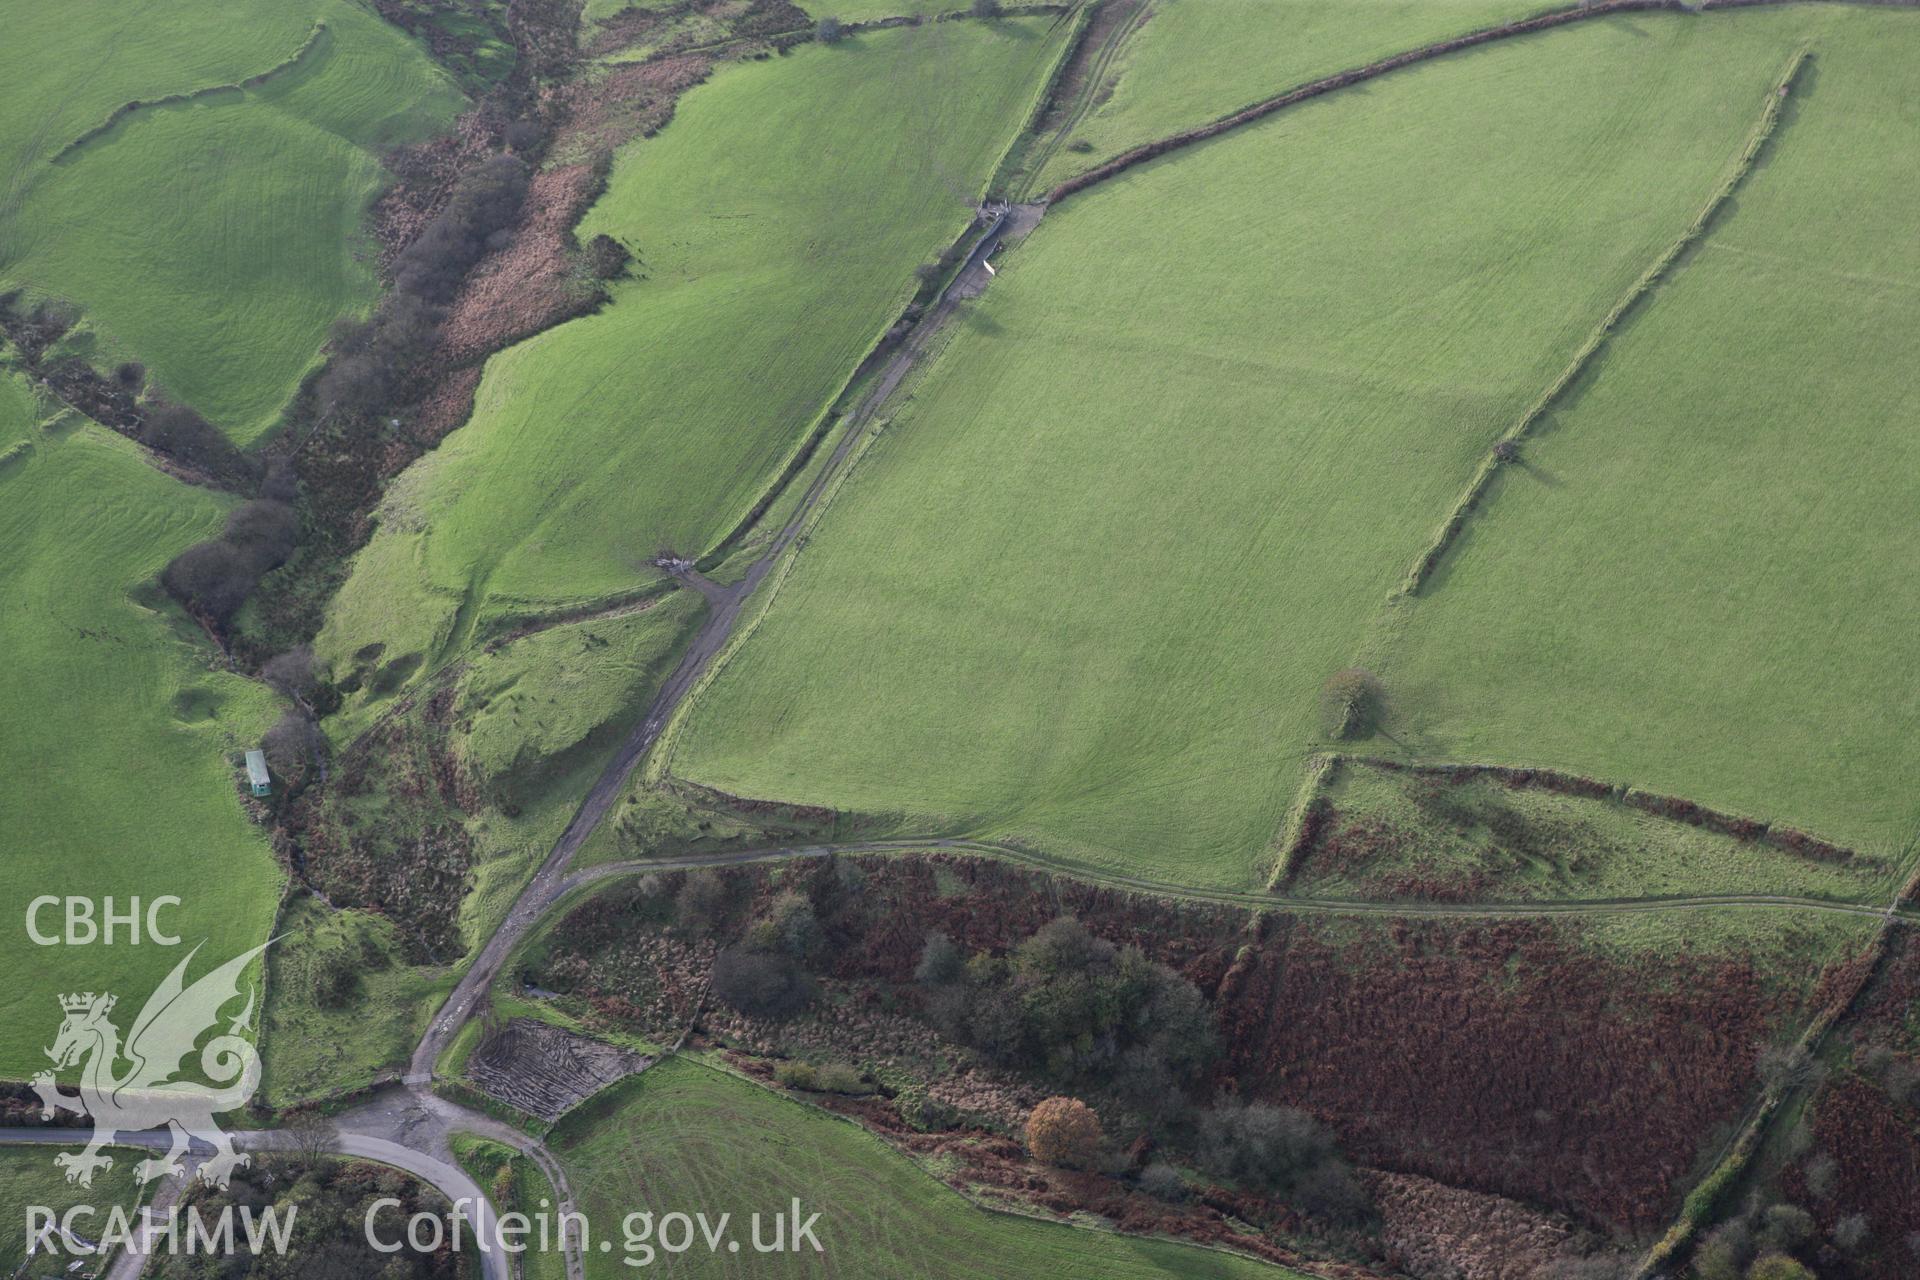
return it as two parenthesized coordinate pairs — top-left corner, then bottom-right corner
(33, 942), (269, 1189)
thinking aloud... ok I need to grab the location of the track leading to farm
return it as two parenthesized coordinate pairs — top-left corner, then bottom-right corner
(407, 203), (1021, 1081)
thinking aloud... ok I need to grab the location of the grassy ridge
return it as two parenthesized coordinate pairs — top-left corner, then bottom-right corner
(0, 0), (461, 441)
(318, 19), (1068, 687)
(1023, 0), (1547, 197)
(0, 373), (283, 1079)
(455, 592), (709, 806)
(1378, 10), (1920, 858)
(672, 13), (1812, 887)
(553, 1057), (1306, 1278)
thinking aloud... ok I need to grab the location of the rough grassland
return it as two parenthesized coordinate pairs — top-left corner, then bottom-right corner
(796, 0), (956, 18)
(450, 1136), (568, 1280)
(1378, 10), (1920, 859)
(1291, 760), (1901, 902)
(0, 374), (282, 1080)
(451, 591), (711, 947)
(259, 896), (445, 1106)
(0, 1), (461, 441)
(553, 1058), (1306, 1278)
(262, 592), (706, 1100)
(672, 13), (1815, 887)
(1025, 0), (1546, 196)
(0, 1146), (139, 1274)
(319, 19), (1067, 685)
(455, 592), (708, 804)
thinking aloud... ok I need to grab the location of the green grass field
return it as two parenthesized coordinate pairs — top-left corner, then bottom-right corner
(797, 0), (957, 19)
(0, 0), (461, 442)
(670, 11), (1827, 888)
(1289, 760), (1902, 903)
(317, 18), (1067, 688)
(1021, 0), (1545, 197)
(0, 1146), (140, 1276)
(451, 592), (712, 952)
(1376, 12), (1920, 861)
(0, 372), (283, 1080)
(552, 1058), (1306, 1278)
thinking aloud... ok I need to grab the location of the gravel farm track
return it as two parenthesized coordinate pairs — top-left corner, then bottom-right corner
(4, 4), (1916, 1280)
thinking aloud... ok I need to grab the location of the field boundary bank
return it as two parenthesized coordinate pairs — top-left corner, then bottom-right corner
(1040, 0), (1904, 207)
(50, 22), (330, 163)
(0, 344), (229, 493)
(1633, 854), (1920, 1278)
(564, 837), (1920, 923)
(1044, 0), (1671, 204)
(701, 9), (1084, 578)
(1268, 742), (1881, 889)
(694, 206), (1012, 579)
(409, 176), (1044, 1082)
(1398, 45), (1807, 595)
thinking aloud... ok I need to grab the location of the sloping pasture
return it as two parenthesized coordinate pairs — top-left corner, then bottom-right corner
(318, 19), (1068, 691)
(670, 11), (1832, 888)
(1021, 0), (1547, 197)
(1377, 9), (1920, 859)
(0, 373), (282, 1079)
(553, 1057), (1310, 1278)
(0, 0), (461, 441)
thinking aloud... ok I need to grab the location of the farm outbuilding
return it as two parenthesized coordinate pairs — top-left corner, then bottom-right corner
(244, 749), (271, 797)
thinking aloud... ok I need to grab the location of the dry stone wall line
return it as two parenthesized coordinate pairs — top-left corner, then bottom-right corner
(51, 23), (329, 163)
(1398, 46), (1808, 596)
(1044, 0), (1690, 205)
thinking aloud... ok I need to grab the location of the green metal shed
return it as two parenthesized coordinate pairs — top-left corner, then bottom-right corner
(244, 749), (271, 797)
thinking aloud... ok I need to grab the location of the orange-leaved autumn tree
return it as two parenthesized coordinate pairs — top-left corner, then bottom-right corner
(1026, 1097), (1102, 1169)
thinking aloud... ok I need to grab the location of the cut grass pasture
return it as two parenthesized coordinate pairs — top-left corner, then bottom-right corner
(318, 18), (1067, 692)
(1021, 0), (1546, 198)
(671, 11), (1824, 888)
(552, 1057), (1308, 1278)
(1376, 9), (1920, 862)
(0, 0), (461, 441)
(0, 372), (283, 1080)
(1288, 759), (1902, 903)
